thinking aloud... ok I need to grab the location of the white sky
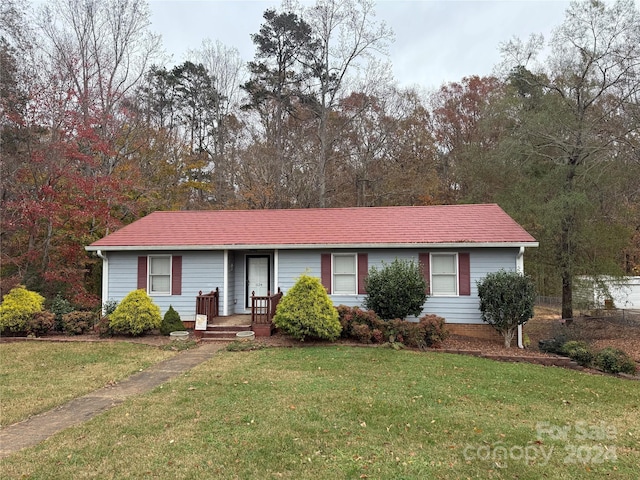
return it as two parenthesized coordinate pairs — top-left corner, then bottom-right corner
(148, 0), (573, 91)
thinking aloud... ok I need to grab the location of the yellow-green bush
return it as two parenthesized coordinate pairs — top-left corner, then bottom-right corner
(0, 285), (45, 333)
(109, 289), (161, 336)
(273, 274), (341, 341)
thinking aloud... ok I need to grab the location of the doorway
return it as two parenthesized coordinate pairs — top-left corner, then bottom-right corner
(246, 255), (270, 308)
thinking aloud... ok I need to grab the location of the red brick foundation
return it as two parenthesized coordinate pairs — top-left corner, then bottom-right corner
(446, 323), (503, 341)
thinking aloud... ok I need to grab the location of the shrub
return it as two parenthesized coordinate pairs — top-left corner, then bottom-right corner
(561, 340), (594, 367)
(594, 347), (637, 375)
(26, 311), (55, 336)
(102, 299), (118, 316)
(160, 305), (185, 335)
(273, 274), (341, 341)
(94, 316), (114, 337)
(371, 328), (384, 343)
(62, 311), (96, 335)
(364, 259), (427, 320)
(538, 334), (568, 355)
(477, 270), (535, 348)
(0, 285), (45, 333)
(109, 289), (162, 336)
(351, 323), (373, 343)
(419, 314), (449, 348)
(50, 294), (74, 331)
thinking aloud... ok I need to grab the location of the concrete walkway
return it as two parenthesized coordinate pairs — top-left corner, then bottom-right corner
(0, 342), (226, 459)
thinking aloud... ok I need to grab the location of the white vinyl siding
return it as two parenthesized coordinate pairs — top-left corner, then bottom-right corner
(431, 253), (457, 296)
(333, 254), (357, 294)
(149, 256), (171, 294)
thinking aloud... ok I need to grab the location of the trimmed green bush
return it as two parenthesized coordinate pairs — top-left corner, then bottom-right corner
(160, 305), (185, 335)
(477, 270), (535, 348)
(364, 259), (427, 320)
(594, 347), (637, 375)
(0, 285), (45, 333)
(273, 274), (341, 341)
(561, 340), (594, 367)
(109, 289), (162, 336)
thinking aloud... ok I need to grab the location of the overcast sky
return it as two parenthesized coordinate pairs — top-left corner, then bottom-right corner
(149, 0), (573, 91)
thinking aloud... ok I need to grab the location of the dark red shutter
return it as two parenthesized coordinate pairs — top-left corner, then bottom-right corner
(171, 256), (182, 295)
(419, 253), (430, 295)
(458, 253), (471, 296)
(357, 253), (368, 294)
(321, 253), (332, 293)
(137, 256), (147, 291)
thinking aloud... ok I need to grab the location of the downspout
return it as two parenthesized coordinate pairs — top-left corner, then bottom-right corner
(223, 250), (229, 316)
(516, 247), (525, 349)
(96, 250), (108, 316)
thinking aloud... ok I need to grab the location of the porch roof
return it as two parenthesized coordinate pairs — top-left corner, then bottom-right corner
(86, 204), (538, 251)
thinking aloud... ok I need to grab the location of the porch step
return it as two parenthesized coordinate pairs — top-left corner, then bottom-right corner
(200, 324), (252, 341)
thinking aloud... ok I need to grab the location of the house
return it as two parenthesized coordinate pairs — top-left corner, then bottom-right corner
(86, 204), (537, 338)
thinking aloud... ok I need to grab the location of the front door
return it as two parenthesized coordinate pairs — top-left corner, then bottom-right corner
(246, 255), (270, 308)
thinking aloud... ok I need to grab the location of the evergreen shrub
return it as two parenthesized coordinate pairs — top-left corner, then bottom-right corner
(364, 259), (427, 320)
(109, 289), (162, 336)
(160, 305), (185, 335)
(595, 347), (637, 375)
(0, 285), (45, 333)
(273, 274), (341, 341)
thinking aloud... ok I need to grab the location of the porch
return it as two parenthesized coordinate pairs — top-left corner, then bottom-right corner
(192, 288), (283, 339)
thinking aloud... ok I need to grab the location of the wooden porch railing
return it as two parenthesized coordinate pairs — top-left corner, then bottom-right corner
(196, 288), (219, 324)
(251, 288), (283, 325)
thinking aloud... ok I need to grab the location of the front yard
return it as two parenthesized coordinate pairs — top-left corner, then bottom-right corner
(0, 342), (175, 427)
(1, 345), (638, 479)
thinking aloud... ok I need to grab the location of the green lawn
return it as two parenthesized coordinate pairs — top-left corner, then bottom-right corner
(0, 341), (175, 427)
(1, 346), (638, 479)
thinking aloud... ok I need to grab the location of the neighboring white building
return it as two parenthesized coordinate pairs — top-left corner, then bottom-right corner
(578, 276), (640, 309)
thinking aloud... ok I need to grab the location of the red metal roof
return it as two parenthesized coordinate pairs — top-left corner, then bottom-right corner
(87, 204), (537, 251)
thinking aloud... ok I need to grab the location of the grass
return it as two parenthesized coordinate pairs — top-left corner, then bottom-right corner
(0, 341), (175, 427)
(1, 346), (639, 479)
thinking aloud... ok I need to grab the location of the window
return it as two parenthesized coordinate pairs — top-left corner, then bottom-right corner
(431, 253), (457, 296)
(333, 254), (357, 294)
(149, 256), (171, 294)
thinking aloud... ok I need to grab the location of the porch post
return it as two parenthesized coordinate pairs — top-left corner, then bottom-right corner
(274, 249), (279, 293)
(223, 249), (229, 316)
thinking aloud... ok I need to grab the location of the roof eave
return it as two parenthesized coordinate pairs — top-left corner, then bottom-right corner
(86, 241), (539, 252)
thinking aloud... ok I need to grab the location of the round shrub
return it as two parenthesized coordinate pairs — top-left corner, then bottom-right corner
(351, 323), (373, 343)
(561, 341), (594, 367)
(160, 305), (185, 335)
(109, 289), (162, 336)
(50, 294), (74, 331)
(594, 347), (637, 375)
(26, 311), (56, 336)
(62, 311), (97, 335)
(419, 314), (449, 348)
(0, 285), (45, 333)
(477, 270), (535, 348)
(273, 274), (341, 341)
(364, 259), (427, 320)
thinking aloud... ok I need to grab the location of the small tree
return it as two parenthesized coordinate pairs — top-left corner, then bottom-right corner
(160, 305), (185, 335)
(273, 274), (341, 341)
(477, 270), (535, 348)
(109, 289), (162, 336)
(364, 259), (427, 320)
